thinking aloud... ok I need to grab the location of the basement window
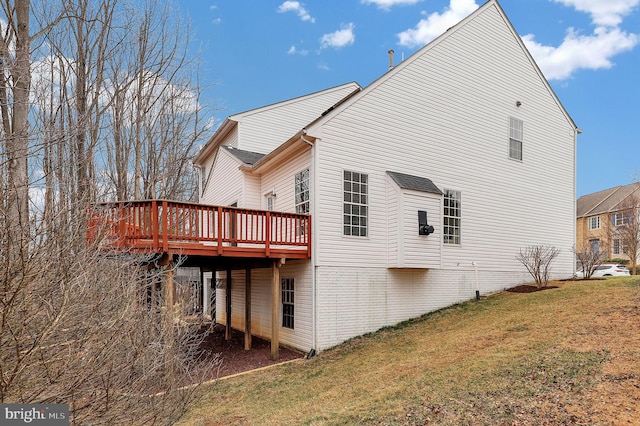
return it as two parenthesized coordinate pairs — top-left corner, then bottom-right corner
(281, 278), (294, 329)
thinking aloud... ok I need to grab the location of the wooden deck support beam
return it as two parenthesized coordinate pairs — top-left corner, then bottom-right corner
(158, 254), (175, 314)
(271, 258), (285, 361)
(225, 269), (232, 341)
(244, 267), (252, 350)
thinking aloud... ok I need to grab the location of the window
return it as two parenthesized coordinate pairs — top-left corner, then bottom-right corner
(613, 239), (623, 255)
(590, 239), (600, 254)
(281, 278), (294, 329)
(295, 169), (309, 236)
(509, 117), (523, 161)
(443, 189), (461, 245)
(343, 170), (368, 237)
(295, 169), (309, 214)
(612, 212), (630, 226)
(265, 193), (275, 211)
(588, 216), (600, 230)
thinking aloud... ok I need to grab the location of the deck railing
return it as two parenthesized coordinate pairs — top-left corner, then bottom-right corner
(88, 200), (311, 258)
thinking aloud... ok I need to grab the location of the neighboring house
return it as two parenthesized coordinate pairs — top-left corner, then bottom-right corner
(576, 183), (640, 261)
(189, 0), (579, 355)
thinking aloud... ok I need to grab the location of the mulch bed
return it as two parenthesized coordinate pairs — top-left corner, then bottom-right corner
(505, 284), (559, 293)
(198, 324), (305, 379)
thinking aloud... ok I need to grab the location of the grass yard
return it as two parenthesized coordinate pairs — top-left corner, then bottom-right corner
(178, 277), (640, 425)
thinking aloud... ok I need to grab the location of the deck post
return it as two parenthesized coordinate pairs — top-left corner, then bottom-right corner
(161, 201), (169, 252)
(159, 254), (175, 313)
(271, 258), (284, 361)
(244, 267), (252, 350)
(225, 269), (232, 341)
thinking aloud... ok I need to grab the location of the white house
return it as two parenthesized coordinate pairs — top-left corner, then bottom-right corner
(192, 0), (578, 355)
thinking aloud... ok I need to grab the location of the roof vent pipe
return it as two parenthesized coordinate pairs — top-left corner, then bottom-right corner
(388, 49), (394, 70)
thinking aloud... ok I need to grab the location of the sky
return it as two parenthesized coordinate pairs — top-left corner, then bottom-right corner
(176, 0), (640, 198)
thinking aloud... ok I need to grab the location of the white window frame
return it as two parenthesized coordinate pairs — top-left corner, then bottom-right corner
(343, 170), (368, 237)
(295, 169), (310, 214)
(612, 212), (630, 227)
(265, 193), (275, 211)
(612, 238), (623, 255)
(509, 117), (523, 161)
(281, 278), (294, 329)
(588, 216), (600, 230)
(443, 189), (461, 245)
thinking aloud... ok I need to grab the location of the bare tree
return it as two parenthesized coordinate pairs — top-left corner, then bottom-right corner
(0, 210), (216, 423)
(100, 0), (207, 202)
(0, 0), (32, 253)
(573, 243), (607, 279)
(516, 245), (561, 288)
(1, 0), (217, 422)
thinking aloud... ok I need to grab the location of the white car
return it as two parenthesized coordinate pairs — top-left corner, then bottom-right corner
(576, 264), (631, 278)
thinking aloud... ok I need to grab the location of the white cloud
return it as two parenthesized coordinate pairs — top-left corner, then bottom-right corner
(523, 26), (638, 80)
(287, 45), (309, 55)
(277, 1), (315, 23)
(361, 0), (421, 11)
(552, 0), (640, 26)
(320, 23), (356, 49)
(397, 0), (479, 47)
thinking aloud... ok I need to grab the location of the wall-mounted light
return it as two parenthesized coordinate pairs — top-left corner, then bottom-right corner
(418, 210), (435, 236)
(516, 101), (522, 107)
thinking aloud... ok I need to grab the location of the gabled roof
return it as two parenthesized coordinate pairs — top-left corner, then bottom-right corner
(221, 146), (265, 165)
(228, 82), (361, 122)
(192, 82), (361, 166)
(303, 0), (578, 135)
(577, 183), (640, 217)
(387, 171), (443, 195)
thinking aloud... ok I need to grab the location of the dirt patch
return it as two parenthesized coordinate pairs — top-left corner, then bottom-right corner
(198, 324), (305, 379)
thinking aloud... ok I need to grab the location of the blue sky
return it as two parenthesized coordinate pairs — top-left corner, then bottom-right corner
(177, 0), (640, 197)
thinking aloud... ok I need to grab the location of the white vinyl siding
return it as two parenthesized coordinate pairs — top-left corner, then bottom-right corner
(200, 148), (244, 206)
(311, 2), (576, 277)
(232, 83), (360, 154)
(260, 149), (311, 214)
(216, 260), (312, 351)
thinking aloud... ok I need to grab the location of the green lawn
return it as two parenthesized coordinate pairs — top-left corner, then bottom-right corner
(179, 277), (640, 425)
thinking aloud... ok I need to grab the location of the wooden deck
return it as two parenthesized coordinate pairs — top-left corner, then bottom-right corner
(88, 200), (311, 259)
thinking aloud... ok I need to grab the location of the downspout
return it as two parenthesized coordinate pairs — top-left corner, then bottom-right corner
(573, 127), (582, 274)
(301, 130), (318, 356)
